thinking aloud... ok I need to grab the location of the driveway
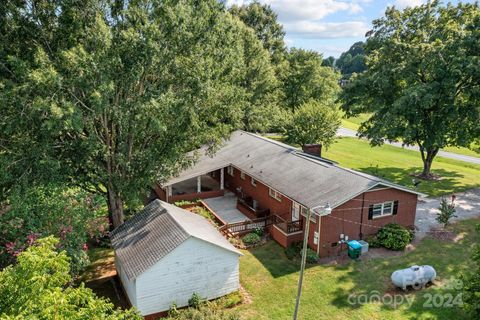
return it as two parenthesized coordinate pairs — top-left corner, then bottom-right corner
(337, 127), (480, 165)
(415, 188), (480, 239)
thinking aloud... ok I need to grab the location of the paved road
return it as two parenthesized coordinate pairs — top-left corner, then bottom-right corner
(337, 127), (480, 165)
(416, 188), (480, 239)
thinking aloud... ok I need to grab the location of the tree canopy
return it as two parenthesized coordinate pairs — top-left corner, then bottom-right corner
(229, 1), (287, 65)
(0, 236), (141, 319)
(0, 184), (107, 275)
(341, 1), (480, 178)
(285, 100), (340, 148)
(336, 41), (366, 77)
(0, 0), (280, 227)
(282, 48), (341, 112)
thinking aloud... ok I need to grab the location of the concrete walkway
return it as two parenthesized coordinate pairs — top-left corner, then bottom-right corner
(337, 127), (480, 165)
(203, 192), (250, 224)
(415, 188), (480, 238)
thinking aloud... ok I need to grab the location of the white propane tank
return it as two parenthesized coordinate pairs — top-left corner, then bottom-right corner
(391, 265), (436, 290)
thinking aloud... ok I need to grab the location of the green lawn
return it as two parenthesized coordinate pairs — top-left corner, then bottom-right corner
(341, 114), (480, 159)
(341, 113), (371, 131)
(323, 137), (480, 197)
(235, 219), (479, 320)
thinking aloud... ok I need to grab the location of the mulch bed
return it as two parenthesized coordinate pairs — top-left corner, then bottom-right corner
(427, 228), (457, 241)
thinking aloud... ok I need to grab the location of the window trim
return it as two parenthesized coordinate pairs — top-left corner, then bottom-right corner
(240, 171), (245, 180)
(372, 201), (394, 219)
(251, 177), (257, 187)
(269, 188), (282, 202)
(227, 166), (234, 176)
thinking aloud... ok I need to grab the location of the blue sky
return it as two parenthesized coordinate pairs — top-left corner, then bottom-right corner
(226, 0), (474, 57)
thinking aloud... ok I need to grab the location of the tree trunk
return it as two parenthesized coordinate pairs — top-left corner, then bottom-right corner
(420, 147), (439, 179)
(107, 188), (124, 229)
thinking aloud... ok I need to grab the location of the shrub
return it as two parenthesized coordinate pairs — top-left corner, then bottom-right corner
(221, 291), (243, 308)
(462, 224), (480, 318)
(242, 233), (261, 246)
(0, 184), (108, 276)
(436, 197), (457, 228)
(285, 242), (301, 260)
(252, 227), (264, 237)
(365, 235), (382, 248)
(188, 292), (204, 309)
(0, 237), (141, 319)
(174, 200), (197, 207)
(166, 301), (240, 320)
(377, 223), (413, 251)
(168, 303), (179, 317)
(306, 248), (319, 263)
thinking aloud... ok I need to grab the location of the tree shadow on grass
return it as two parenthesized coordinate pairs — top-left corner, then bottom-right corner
(328, 220), (479, 319)
(248, 241), (304, 278)
(358, 166), (476, 196)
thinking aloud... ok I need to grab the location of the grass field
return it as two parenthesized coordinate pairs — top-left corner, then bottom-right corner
(341, 114), (480, 159)
(236, 219), (479, 320)
(323, 137), (480, 197)
(268, 134), (480, 197)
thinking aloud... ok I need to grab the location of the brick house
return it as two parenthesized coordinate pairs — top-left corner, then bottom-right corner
(154, 130), (421, 257)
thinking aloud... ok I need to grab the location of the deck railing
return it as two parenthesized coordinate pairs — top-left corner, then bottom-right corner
(218, 215), (276, 237)
(272, 215), (302, 234)
(219, 214), (303, 237)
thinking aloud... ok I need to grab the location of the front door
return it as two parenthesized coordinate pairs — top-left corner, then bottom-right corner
(292, 202), (300, 221)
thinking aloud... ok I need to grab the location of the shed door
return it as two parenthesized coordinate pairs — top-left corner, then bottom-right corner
(292, 202), (300, 221)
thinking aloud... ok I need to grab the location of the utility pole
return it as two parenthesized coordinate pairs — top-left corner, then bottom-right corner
(293, 203), (331, 320)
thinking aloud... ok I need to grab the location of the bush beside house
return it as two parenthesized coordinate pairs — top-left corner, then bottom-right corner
(375, 223), (413, 251)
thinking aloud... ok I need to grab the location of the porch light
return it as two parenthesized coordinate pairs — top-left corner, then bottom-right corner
(293, 201), (331, 320)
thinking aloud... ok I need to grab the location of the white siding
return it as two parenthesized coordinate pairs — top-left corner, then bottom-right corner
(116, 257), (137, 306)
(135, 238), (240, 316)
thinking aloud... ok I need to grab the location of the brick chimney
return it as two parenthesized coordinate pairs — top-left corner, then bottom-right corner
(302, 144), (322, 157)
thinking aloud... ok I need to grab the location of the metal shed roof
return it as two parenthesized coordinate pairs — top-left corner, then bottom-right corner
(164, 130), (421, 209)
(111, 200), (241, 280)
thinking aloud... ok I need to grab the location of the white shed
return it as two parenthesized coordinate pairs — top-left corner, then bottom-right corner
(111, 199), (242, 317)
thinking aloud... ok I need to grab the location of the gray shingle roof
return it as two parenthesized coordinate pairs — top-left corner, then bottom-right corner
(165, 131), (421, 209)
(111, 200), (241, 280)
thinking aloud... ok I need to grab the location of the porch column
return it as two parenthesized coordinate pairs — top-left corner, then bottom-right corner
(220, 168), (224, 190)
(166, 185), (172, 203)
(197, 176), (201, 193)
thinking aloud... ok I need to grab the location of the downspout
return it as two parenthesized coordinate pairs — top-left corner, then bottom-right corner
(359, 193), (365, 239)
(316, 215), (322, 255)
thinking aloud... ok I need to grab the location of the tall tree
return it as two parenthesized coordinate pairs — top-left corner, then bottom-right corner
(229, 1), (287, 65)
(341, 1), (480, 179)
(282, 48), (341, 111)
(336, 41), (366, 77)
(285, 100), (340, 148)
(322, 56), (336, 68)
(0, 0), (277, 227)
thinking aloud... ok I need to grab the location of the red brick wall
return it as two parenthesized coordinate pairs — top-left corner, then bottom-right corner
(318, 187), (418, 257)
(224, 167), (293, 219)
(271, 225), (304, 248)
(154, 184), (167, 201)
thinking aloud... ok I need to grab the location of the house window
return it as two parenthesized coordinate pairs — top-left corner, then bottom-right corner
(240, 171), (245, 180)
(227, 166), (234, 176)
(269, 188), (282, 202)
(372, 201), (394, 218)
(251, 177), (257, 187)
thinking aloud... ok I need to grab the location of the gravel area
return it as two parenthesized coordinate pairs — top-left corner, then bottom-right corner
(415, 188), (480, 239)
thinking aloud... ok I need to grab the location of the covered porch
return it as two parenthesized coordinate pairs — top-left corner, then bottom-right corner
(162, 172), (225, 203)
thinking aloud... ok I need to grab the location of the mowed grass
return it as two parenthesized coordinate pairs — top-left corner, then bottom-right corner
(341, 113), (371, 131)
(342, 114), (480, 159)
(235, 219), (479, 320)
(323, 137), (480, 197)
